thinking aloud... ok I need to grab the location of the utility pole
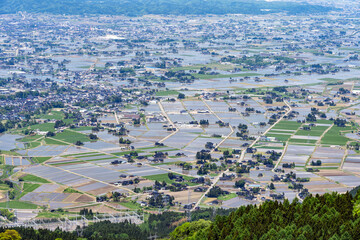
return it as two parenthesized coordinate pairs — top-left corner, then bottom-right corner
(186, 188), (191, 222)
(148, 233), (158, 240)
(212, 207), (216, 220)
(6, 191), (9, 209)
(148, 225), (158, 240)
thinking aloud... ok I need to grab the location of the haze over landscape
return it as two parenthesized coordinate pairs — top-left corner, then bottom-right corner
(0, 0), (336, 15)
(1, 0), (360, 239)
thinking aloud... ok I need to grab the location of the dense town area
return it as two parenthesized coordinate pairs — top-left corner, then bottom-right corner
(1, 11), (360, 228)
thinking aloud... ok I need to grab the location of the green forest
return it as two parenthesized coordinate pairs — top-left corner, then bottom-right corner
(171, 191), (360, 240)
(0, 0), (335, 16)
(3, 189), (360, 239)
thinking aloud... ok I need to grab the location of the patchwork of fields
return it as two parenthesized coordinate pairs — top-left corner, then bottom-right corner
(1, 85), (360, 212)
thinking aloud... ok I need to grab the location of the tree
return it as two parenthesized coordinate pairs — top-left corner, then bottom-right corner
(234, 180), (245, 188)
(207, 186), (224, 198)
(89, 133), (98, 140)
(168, 173), (174, 180)
(54, 120), (65, 128)
(199, 119), (209, 125)
(0, 230), (21, 240)
(178, 93), (185, 99)
(0, 122), (5, 133)
(205, 142), (214, 149)
(46, 131), (55, 137)
(306, 113), (316, 122)
(179, 191), (356, 239)
(170, 219), (211, 240)
(311, 160), (322, 166)
(119, 137), (131, 144)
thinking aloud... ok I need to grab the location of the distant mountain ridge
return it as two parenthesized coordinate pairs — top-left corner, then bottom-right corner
(0, 0), (336, 16)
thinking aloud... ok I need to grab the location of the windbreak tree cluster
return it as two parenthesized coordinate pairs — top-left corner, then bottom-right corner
(171, 192), (360, 240)
(81, 220), (148, 240)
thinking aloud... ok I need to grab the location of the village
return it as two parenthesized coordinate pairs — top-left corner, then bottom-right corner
(1, 11), (360, 224)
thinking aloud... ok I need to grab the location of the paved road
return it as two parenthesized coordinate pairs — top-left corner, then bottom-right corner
(192, 101), (292, 210)
(158, 101), (179, 143)
(201, 98), (235, 153)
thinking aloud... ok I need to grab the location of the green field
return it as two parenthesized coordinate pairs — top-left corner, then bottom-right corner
(267, 129), (294, 133)
(53, 130), (90, 143)
(0, 184), (10, 191)
(63, 118), (76, 124)
(73, 126), (94, 131)
(255, 146), (284, 150)
(172, 63), (237, 71)
(36, 211), (68, 219)
(151, 162), (179, 166)
(22, 183), (40, 192)
(29, 123), (55, 132)
(272, 121), (302, 131)
(295, 125), (329, 137)
(17, 183), (40, 200)
(144, 173), (196, 186)
(315, 120), (333, 124)
(218, 193), (237, 201)
(63, 152), (99, 157)
(0, 201), (38, 209)
(320, 77), (360, 83)
(26, 141), (42, 149)
(265, 133), (291, 142)
(32, 156), (52, 163)
(289, 139), (317, 144)
(19, 135), (43, 142)
(192, 73), (260, 80)
(63, 187), (81, 194)
(113, 150), (145, 156)
(44, 138), (68, 145)
(321, 126), (351, 145)
(156, 90), (180, 96)
(21, 174), (50, 183)
(37, 111), (65, 120)
(76, 153), (106, 158)
(149, 148), (179, 153)
(319, 78), (340, 82)
(118, 201), (141, 210)
(267, 130), (293, 135)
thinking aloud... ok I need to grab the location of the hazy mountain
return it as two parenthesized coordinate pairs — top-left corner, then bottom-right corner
(0, 0), (335, 16)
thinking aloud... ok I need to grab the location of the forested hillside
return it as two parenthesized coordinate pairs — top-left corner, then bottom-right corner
(1, 191), (360, 239)
(170, 192), (360, 240)
(0, 0), (335, 16)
